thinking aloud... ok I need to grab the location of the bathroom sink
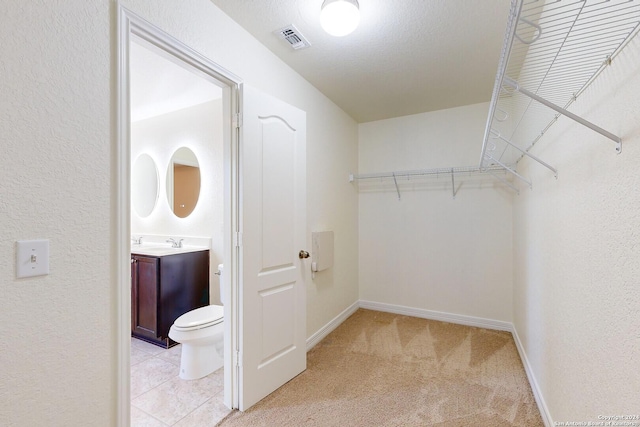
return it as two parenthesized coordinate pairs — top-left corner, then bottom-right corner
(131, 245), (208, 257)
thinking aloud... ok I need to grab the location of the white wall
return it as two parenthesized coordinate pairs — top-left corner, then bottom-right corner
(0, 0), (359, 424)
(131, 100), (223, 303)
(0, 1), (112, 425)
(358, 103), (514, 322)
(513, 36), (640, 421)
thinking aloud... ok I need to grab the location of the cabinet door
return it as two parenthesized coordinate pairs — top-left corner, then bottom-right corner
(131, 255), (159, 340)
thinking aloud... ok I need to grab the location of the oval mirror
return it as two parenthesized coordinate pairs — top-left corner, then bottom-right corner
(132, 153), (159, 218)
(166, 147), (201, 218)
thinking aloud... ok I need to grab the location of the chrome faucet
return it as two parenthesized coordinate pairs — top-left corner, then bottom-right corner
(166, 238), (184, 248)
(131, 236), (143, 245)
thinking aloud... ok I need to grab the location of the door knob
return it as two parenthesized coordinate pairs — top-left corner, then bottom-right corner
(299, 250), (310, 259)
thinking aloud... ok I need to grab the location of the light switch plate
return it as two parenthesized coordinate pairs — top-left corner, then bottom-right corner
(17, 239), (50, 278)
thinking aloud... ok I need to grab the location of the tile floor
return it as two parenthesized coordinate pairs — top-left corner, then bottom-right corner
(130, 337), (230, 426)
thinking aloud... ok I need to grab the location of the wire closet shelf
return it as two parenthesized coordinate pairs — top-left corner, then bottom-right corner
(480, 0), (640, 183)
(349, 165), (517, 200)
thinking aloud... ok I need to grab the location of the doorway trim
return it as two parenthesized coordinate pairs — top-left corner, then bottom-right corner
(117, 6), (242, 425)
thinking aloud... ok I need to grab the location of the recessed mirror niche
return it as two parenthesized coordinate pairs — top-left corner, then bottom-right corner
(166, 147), (201, 218)
(132, 153), (159, 218)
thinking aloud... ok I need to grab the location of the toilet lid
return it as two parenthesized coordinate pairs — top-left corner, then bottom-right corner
(174, 305), (224, 330)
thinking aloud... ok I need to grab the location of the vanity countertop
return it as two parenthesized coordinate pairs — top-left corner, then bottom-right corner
(131, 244), (209, 257)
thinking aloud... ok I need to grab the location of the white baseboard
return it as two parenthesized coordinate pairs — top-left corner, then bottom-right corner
(358, 300), (513, 332)
(307, 300), (552, 426)
(511, 326), (554, 427)
(306, 301), (359, 351)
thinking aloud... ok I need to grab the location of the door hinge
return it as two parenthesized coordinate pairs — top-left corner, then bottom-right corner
(235, 349), (241, 368)
(234, 231), (243, 248)
(233, 112), (243, 129)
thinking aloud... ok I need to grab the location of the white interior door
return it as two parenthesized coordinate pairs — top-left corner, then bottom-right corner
(239, 85), (307, 410)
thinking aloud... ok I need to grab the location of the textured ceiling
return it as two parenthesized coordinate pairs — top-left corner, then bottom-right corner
(211, 0), (511, 123)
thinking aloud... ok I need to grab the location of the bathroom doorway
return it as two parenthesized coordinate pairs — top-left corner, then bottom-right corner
(117, 8), (241, 425)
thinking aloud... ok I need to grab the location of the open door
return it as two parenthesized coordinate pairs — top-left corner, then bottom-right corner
(238, 85), (307, 410)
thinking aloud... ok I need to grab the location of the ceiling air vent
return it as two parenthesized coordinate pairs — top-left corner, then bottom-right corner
(275, 24), (311, 50)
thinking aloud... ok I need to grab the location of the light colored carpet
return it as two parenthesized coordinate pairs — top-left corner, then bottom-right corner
(218, 309), (543, 426)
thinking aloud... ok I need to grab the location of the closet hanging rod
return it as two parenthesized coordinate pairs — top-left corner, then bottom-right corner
(349, 164), (509, 182)
(350, 164), (519, 199)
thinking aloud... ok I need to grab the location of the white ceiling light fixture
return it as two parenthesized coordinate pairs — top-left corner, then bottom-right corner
(320, 0), (360, 37)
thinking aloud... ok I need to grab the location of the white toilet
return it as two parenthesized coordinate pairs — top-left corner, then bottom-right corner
(169, 264), (224, 380)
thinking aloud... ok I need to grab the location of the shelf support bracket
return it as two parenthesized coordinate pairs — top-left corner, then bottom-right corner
(504, 77), (622, 154)
(484, 153), (532, 189)
(392, 172), (401, 201)
(450, 168), (456, 199)
(490, 129), (558, 178)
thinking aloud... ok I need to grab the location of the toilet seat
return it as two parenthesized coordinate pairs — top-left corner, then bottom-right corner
(173, 305), (224, 331)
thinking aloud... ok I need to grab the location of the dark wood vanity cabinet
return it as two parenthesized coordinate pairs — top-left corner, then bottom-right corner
(131, 250), (209, 348)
